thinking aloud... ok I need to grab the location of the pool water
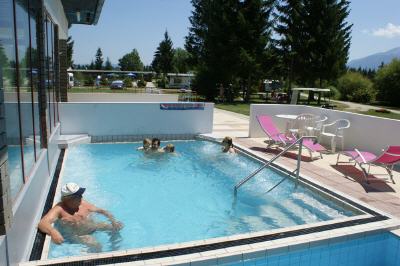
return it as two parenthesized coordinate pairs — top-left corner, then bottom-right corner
(49, 140), (357, 258)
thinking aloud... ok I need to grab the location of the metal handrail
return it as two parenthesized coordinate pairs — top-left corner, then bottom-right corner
(234, 136), (318, 195)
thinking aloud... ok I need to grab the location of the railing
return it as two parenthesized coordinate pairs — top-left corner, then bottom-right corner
(234, 136), (318, 196)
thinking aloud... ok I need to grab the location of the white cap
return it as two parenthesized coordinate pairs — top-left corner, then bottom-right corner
(61, 183), (85, 198)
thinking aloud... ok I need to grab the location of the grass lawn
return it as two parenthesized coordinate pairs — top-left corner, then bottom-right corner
(355, 109), (400, 120)
(215, 103), (253, 115)
(216, 101), (400, 120)
(68, 87), (147, 93)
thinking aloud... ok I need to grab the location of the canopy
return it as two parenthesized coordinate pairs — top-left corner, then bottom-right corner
(292, 88), (331, 92)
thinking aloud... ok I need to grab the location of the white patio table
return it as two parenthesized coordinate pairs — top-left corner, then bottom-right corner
(275, 114), (298, 134)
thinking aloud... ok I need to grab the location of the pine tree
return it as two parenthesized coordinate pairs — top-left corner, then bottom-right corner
(104, 57), (113, 70)
(186, 0), (241, 101)
(237, 0), (275, 102)
(274, 0), (307, 91)
(302, 0), (352, 87)
(94, 47), (104, 70)
(89, 60), (95, 70)
(152, 30), (175, 75)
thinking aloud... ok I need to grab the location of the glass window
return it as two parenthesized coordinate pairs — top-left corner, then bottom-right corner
(45, 17), (52, 132)
(28, 0), (42, 159)
(45, 16), (56, 133)
(0, 0), (24, 200)
(15, 0), (36, 179)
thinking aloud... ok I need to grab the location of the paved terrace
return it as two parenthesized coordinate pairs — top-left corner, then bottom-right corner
(213, 108), (400, 218)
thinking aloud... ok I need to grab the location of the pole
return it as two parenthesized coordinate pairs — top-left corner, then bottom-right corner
(296, 138), (303, 182)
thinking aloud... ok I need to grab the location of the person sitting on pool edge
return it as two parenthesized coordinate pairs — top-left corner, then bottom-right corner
(137, 138), (151, 151)
(163, 143), (175, 153)
(38, 183), (123, 251)
(222, 136), (236, 153)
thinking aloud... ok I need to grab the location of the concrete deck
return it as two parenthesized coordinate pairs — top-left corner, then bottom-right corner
(213, 107), (400, 218)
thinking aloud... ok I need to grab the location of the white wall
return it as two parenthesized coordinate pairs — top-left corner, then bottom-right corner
(2, 125), (61, 266)
(250, 104), (400, 154)
(59, 102), (214, 136)
(67, 93), (179, 102)
(44, 0), (68, 40)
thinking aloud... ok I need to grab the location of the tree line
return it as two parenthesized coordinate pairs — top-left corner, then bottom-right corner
(69, 32), (191, 75)
(66, 0), (400, 106)
(185, 0), (352, 102)
(336, 59), (400, 107)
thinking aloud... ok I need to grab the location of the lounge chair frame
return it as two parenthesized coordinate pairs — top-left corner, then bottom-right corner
(336, 147), (400, 184)
(257, 115), (324, 160)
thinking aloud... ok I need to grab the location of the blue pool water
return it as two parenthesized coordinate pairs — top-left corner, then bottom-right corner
(49, 140), (357, 258)
(235, 232), (400, 266)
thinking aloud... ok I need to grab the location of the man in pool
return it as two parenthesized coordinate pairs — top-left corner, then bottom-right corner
(38, 183), (123, 251)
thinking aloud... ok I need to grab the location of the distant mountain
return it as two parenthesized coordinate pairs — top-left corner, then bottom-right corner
(348, 47), (400, 70)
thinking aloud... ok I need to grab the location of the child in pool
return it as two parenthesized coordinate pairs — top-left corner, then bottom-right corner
(222, 136), (236, 153)
(163, 143), (175, 153)
(137, 138), (151, 151)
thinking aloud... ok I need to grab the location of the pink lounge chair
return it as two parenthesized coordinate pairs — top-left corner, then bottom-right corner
(336, 146), (400, 184)
(257, 115), (326, 160)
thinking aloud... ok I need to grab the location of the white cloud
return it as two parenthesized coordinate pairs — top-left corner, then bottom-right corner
(372, 23), (400, 38)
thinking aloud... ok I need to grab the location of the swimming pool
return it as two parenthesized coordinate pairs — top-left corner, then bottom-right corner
(48, 140), (360, 258)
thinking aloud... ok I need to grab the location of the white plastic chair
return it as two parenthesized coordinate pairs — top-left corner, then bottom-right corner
(320, 119), (350, 152)
(289, 113), (316, 137)
(306, 115), (328, 136)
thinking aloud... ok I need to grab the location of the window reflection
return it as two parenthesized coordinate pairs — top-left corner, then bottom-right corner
(28, 0), (42, 160)
(0, 0), (45, 201)
(1, 0), (24, 199)
(16, 0), (36, 179)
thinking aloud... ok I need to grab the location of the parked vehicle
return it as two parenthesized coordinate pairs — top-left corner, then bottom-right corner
(68, 73), (74, 88)
(110, 80), (124, 90)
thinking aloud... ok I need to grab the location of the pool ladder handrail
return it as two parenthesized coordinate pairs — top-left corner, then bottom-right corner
(234, 136), (318, 196)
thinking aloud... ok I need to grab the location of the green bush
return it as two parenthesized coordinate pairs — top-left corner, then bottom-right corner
(337, 72), (375, 103)
(84, 76), (94, 86)
(123, 78), (132, 88)
(157, 78), (166, 88)
(326, 85), (341, 100)
(375, 59), (400, 107)
(137, 79), (146, 87)
(100, 76), (108, 86)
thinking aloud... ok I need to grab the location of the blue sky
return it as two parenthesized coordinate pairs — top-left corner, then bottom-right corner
(70, 0), (400, 65)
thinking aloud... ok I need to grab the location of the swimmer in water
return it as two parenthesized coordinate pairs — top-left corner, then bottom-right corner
(221, 136), (236, 153)
(137, 138), (151, 151)
(151, 138), (163, 152)
(163, 143), (175, 153)
(38, 183), (123, 252)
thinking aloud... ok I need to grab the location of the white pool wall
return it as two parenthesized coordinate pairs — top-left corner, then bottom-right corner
(249, 104), (400, 154)
(59, 102), (214, 136)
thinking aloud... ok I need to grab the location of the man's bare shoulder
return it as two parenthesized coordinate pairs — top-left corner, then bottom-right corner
(81, 200), (98, 211)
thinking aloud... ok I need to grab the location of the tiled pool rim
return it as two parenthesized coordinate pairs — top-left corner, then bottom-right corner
(26, 135), (400, 265)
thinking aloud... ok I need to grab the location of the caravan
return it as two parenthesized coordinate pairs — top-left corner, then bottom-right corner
(68, 73), (74, 88)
